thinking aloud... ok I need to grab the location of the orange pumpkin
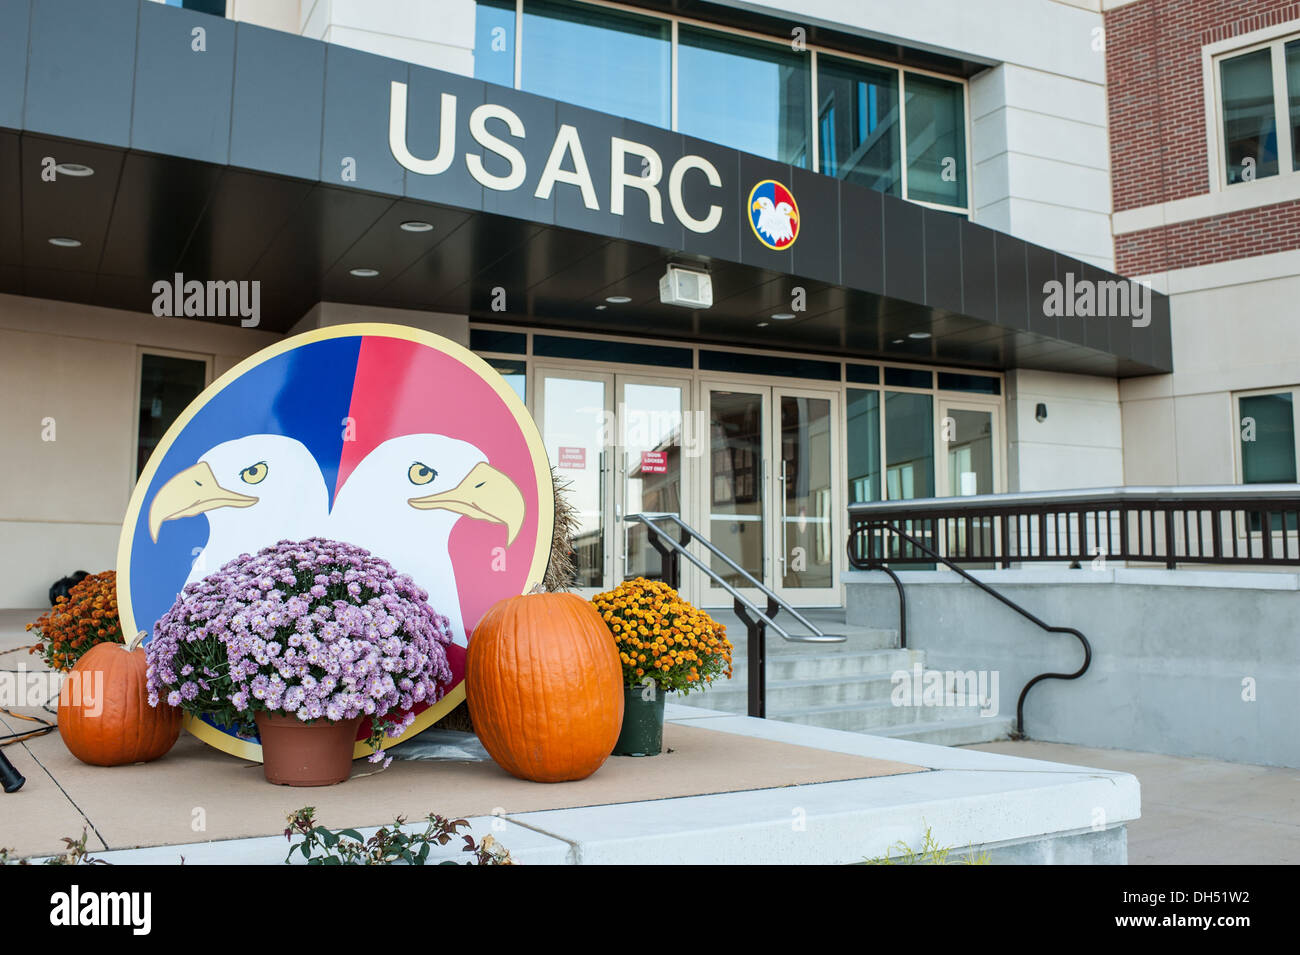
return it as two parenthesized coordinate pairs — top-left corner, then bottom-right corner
(467, 592), (624, 783)
(57, 635), (182, 766)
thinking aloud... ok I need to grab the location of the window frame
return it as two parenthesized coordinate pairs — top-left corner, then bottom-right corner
(486, 0), (971, 215)
(1232, 385), (1300, 487)
(1206, 22), (1300, 192)
(130, 347), (213, 484)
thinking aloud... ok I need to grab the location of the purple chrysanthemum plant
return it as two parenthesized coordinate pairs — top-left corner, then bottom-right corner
(146, 538), (454, 765)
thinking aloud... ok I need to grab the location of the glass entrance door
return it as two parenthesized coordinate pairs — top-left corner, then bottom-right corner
(538, 370), (691, 597)
(700, 384), (768, 604)
(618, 378), (687, 585)
(538, 370), (613, 595)
(774, 389), (839, 603)
(700, 382), (840, 606)
(938, 401), (999, 562)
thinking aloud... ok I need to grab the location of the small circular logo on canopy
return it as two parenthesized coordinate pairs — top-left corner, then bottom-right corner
(116, 323), (553, 762)
(748, 179), (800, 250)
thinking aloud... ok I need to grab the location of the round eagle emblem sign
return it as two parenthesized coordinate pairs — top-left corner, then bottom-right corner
(747, 179), (800, 251)
(116, 323), (554, 761)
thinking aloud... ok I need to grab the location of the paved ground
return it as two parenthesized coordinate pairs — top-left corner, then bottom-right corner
(965, 740), (1300, 864)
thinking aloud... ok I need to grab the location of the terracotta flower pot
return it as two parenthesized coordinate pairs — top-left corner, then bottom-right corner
(254, 711), (364, 786)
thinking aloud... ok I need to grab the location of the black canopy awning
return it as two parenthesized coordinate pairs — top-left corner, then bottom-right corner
(0, 0), (1171, 377)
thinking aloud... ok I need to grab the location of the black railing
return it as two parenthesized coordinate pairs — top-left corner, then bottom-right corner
(628, 512), (844, 719)
(846, 485), (1300, 736)
(848, 485), (1300, 570)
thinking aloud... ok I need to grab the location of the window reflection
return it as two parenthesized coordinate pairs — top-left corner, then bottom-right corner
(521, 0), (671, 128)
(1221, 49), (1279, 184)
(818, 56), (901, 195)
(487, 358), (526, 404)
(677, 26), (812, 166)
(904, 73), (966, 206)
(138, 354), (206, 478)
(474, 0), (516, 88)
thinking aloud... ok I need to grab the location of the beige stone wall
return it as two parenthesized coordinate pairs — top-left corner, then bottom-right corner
(0, 295), (280, 608)
(1123, 255), (1300, 486)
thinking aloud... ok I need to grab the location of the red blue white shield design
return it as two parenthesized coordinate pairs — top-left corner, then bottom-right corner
(116, 324), (553, 761)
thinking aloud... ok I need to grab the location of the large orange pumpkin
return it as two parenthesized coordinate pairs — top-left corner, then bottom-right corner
(57, 635), (182, 766)
(467, 592), (624, 783)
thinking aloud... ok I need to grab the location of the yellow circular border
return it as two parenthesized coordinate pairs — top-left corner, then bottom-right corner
(746, 178), (801, 251)
(116, 323), (554, 764)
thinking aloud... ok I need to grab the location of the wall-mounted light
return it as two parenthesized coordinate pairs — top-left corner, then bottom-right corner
(1035, 403), (1048, 423)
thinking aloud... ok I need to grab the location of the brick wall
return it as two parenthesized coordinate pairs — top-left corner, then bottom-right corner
(1106, 0), (1300, 274)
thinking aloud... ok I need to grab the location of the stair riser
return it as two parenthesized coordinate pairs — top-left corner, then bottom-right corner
(726, 650), (923, 681)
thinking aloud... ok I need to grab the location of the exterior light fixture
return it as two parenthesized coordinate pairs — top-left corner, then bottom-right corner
(399, 221), (434, 232)
(771, 312), (796, 320)
(605, 295), (632, 304)
(349, 267), (380, 277)
(658, 265), (713, 308)
(48, 237), (81, 247)
(54, 163), (94, 177)
(908, 331), (931, 339)
(1035, 403), (1048, 423)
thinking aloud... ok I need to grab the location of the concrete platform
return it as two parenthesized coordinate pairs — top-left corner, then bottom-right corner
(0, 702), (1138, 865)
(3, 606), (1137, 864)
(967, 740), (1300, 865)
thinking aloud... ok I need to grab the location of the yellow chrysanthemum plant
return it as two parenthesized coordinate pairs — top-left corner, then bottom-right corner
(590, 577), (734, 695)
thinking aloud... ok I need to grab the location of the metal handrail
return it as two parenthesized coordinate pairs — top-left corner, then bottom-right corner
(847, 483), (1300, 514)
(627, 512), (845, 720)
(847, 520), (1090, 737)
(626, 513), (843, 644)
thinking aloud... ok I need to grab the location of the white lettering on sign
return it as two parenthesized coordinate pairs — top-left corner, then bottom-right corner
(388, 81), (723, 234)
(389, 83), (456, 176)
(611, 138), (663, 224)
(466, 102), (527, 191)
(558, 446), (587, 469)
(640, 450), (668, 474)
(668, 155), (723, 233)
(535, 124), (599, 210)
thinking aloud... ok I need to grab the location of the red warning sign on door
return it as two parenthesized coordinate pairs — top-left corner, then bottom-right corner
(558, 446), (587, 469)
(640, 450), (668, 474)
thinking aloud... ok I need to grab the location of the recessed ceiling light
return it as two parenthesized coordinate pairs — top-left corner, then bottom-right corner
(891, 338), (904, 344)
(757, 322), (769, 327)
(605, 295), (632, 304)
(595, 304), (607, 310)
(349, 267), (379, 278)
(771, 312), (796, 321)
(908, 331), (931, 339)
(48, 236), (81, 248)
(54, 163), (93, 177)
(399, 220), (434, 232)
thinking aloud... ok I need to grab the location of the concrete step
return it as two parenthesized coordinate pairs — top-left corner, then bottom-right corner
(727, 647), (922, 681)
(770, 699), (995, 732)
(866, 717), (1016, 746)
(691, 673), (905, 711)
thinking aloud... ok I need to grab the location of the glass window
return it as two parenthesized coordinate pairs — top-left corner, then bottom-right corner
(885, 391), (934, 500)
(487, 357), (526, 404)
(1221, 48), (1279, 184)
(1240, 393), (1297, 483)
(904, 73), (967, 207)
(846, 388), (881, 504)
(1286, 40), (1300, 171)
(159, 0), (226, 15)
(678, 26), (812, 166)
(137, 354), (206, 478)
(817, 56), (901, 195)
(520, 0), (670, 128)
(474, 0), (517, 88)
